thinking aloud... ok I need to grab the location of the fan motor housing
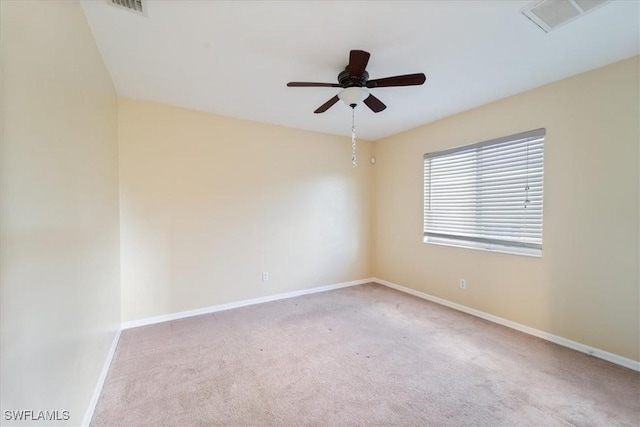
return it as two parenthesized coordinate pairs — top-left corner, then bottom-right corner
(338, 67), (369, 87)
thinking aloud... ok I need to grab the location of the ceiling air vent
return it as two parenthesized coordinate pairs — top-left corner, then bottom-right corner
(522, 0), (612, 33)
(106, 0), (146, 16)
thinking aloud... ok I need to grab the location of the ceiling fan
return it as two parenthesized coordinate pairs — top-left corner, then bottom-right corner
(287, 50), (426, 114)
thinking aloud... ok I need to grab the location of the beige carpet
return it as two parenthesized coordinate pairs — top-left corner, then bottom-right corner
(91, 283), (639, 426)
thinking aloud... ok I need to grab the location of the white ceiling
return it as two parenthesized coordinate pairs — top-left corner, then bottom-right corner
(80, 0), (639, 141)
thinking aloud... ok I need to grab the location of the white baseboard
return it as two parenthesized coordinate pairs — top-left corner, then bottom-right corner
(82, 327), (122, 426)
(122, 278), (374, 330)
(373, 277), (640, 372)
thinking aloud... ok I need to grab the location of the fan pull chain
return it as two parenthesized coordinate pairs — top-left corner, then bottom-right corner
(351, 107), (357, 167)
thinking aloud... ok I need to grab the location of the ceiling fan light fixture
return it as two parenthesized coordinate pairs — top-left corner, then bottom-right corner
(287, 50), (425, 166)
(338, 87), (369, 108)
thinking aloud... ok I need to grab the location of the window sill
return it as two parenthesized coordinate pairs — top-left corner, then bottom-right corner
(423, 237), (542, 258)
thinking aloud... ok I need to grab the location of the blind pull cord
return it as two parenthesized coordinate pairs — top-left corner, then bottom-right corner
(524, 141), (530, 208)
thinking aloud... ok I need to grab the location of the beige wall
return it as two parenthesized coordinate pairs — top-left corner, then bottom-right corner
(0, 1), (120, 424)
(373, 57), (640, 361)
(118, 98), (373, 322)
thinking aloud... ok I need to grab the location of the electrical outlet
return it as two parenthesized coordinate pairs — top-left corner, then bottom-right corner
(459, 279), (467, 290)
(262, 272), (269, 282)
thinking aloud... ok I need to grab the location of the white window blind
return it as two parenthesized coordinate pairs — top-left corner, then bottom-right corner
(423, 129), (545, 256)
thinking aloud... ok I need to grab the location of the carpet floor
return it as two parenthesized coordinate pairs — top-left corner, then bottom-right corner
(91, 283), (639, 426)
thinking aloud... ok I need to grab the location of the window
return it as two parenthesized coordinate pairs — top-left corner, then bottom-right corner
(423, 129), (545, 257)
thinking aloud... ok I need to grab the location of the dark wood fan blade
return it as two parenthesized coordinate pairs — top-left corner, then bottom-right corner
(366, 73), (426, 88)
(287, 82), (341, 88)
(314, 95), (340, 114)
(363, 94), (387, 113)
(349, 50), (370, 78)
